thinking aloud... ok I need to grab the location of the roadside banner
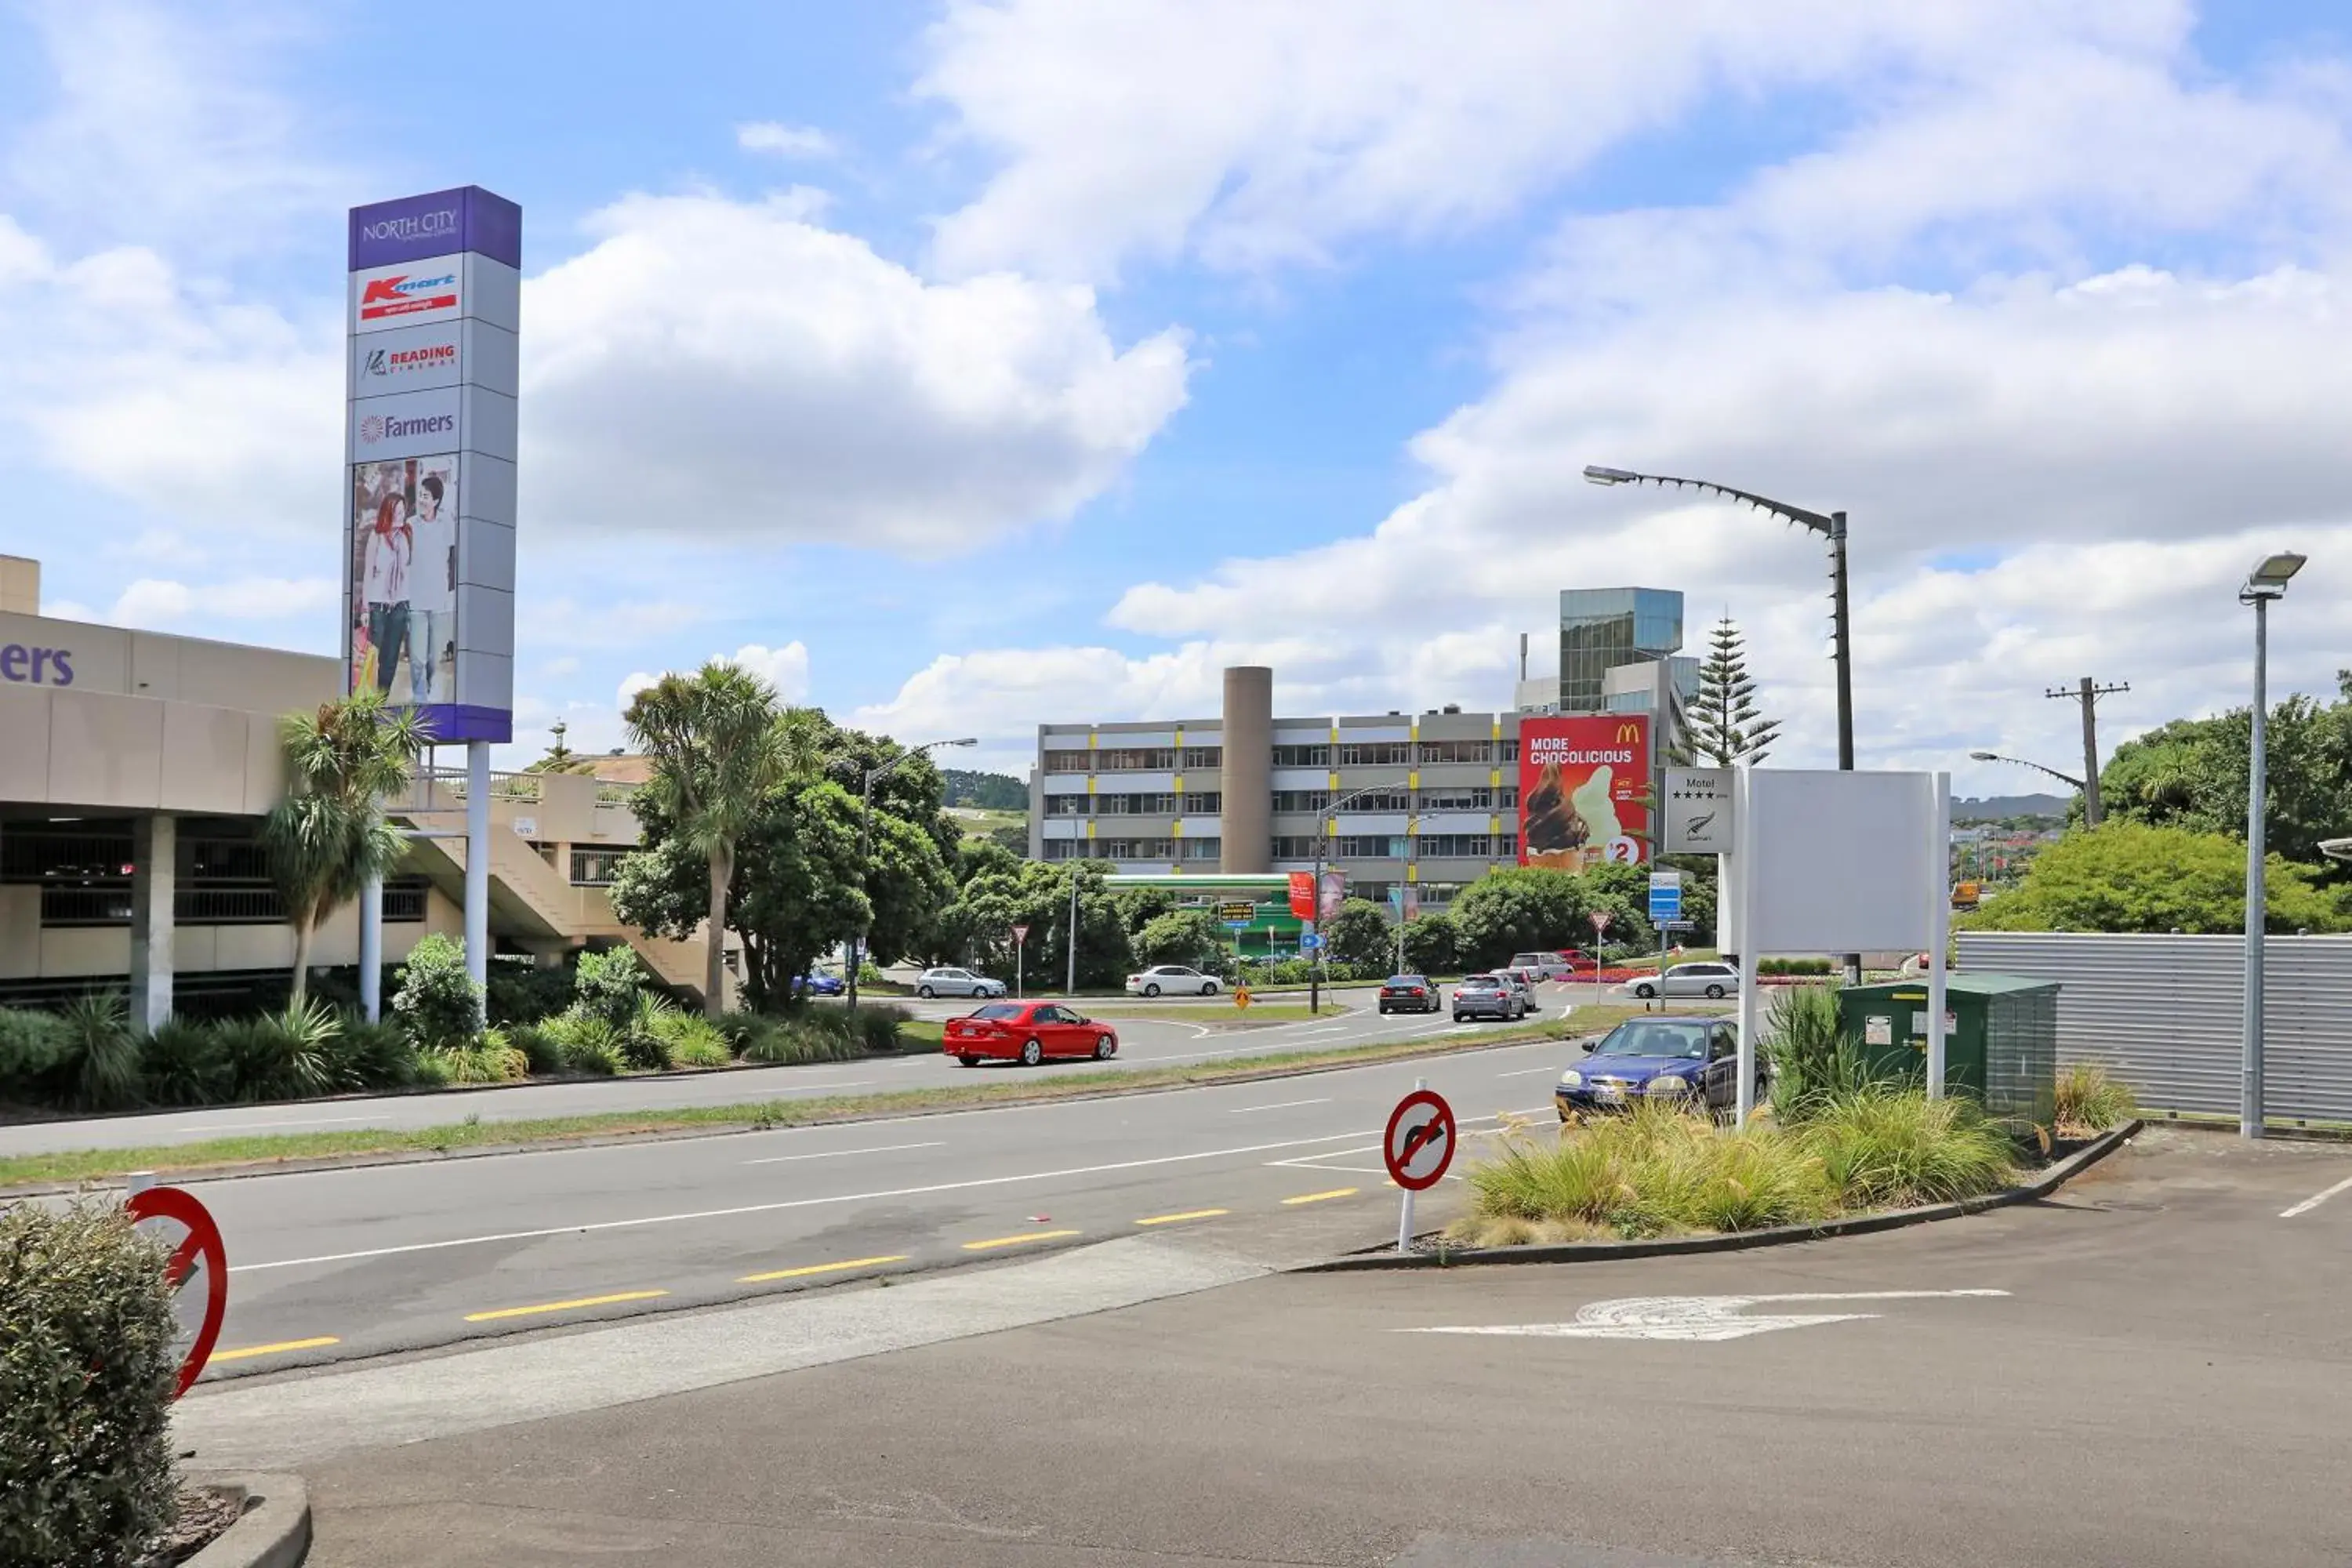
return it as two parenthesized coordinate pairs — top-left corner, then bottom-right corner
(125, 1185), (228, 1399)
(1519, 714), (1650, 869)
(1288, 872), (1316, 920)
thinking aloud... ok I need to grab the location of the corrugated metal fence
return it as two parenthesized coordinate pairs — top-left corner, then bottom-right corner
(1956, 932), (2352, 1123)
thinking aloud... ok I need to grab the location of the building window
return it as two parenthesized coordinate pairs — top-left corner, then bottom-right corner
(1499, 786), (1519, 808)
(1096, 837), (1177, 861)
(1353, 881), (1393, 906)
(1415, 882), (1465, 906)
(1181, 746), (1222, 769)
(1043, 750), (1091, 774)
(1271, 744), (1330, 768)
(1042, 840), (1088, 861)
(1335, 741), (1412, 767)
(1499, 832), (1519, 856)
(1181, 790), (1221, 814)
(1335, 787), (1409, 812)
(571, 848), (630, 886)
(1416, 739), (1492, 764)
(1331, 835), (1405, 858)
(1096, 793), (1181, 816)
(1045, 794), (1088, 816)
(1097, 747), (1177, 771)
(1417, 833), (1494, 858)
(1270, 789), (1330, 814)
(1269, 836), (1323, 859)
(1181, 837), (1221, 860)
(1498, 739), (1520, 762)
(1416, 786), (1490, 811)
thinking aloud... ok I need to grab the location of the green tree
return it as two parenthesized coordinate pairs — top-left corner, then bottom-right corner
(2097, 672), (2352, 870)
(1962, 820), (2349, 935)
(1450, 866), (1648, 967)
(1324, 897), (1395, 970)
(1399, 911), (1463, 975)
(936, 859), (1134, 989)
(392, 931), (484, 1051)
(623, 663), (804, 1016)
(262, 689), (426, 1005)
(1672, 615), (1780, 768)
(1132, 908), (1229, 975)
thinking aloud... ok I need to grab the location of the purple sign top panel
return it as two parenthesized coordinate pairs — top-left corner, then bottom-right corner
(349, 187), (522, 271)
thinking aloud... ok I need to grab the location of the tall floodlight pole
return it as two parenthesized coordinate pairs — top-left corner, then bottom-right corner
(2238, 551), (2304, 1140)
(1586, 465), (1857, 982)
(848, 736), (977, 1015)
(1308, 786), (1403, 1014)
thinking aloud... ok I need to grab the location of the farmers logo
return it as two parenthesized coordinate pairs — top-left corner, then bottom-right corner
(358, 271), (459, 322)
(362, 342), (459, 379)
(357, 411), (454, 446)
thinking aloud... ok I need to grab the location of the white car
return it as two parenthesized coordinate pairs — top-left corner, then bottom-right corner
(1508, 952), (1569, 983)
(916, 967), (1007, 999)
(1621, 960), (1742, 1000)
(1125, 964), (1221, 997)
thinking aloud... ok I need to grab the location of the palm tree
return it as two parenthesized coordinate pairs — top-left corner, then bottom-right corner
(625, 662), (797, 1016)
(263, 690), (427, 1005)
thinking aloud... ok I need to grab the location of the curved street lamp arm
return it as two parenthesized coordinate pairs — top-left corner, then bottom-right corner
(1589, 468), (1838, 536)
(1979, 752), (2086, 791)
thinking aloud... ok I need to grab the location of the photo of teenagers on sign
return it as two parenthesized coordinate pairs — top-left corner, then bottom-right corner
(347, 455), (457, 706)
(1518, 714), (1649, 869)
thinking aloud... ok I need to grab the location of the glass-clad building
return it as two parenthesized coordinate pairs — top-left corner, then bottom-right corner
(1558, 587), (1684, 713)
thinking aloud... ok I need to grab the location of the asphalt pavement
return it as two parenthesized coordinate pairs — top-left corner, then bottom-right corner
(194, 1125), (2352, 1566)
(176, 1025), (1594, 1374)
(0, 982), (1594, 1157)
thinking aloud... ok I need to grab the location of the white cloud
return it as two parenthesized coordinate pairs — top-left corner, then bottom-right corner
(918, 0), (2200, 280)
(721, 641), (811, 702)
(107, 574), (336, 628)
(521, 192), (1193, 551)
(736, 122), (840, 159)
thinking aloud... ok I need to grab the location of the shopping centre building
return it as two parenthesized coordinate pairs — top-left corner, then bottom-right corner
(0, 555), (695, 1018)
(1026, 587), (1694, 929)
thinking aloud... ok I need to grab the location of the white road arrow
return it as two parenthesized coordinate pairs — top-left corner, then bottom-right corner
(1404, 1289), (2009, 1343)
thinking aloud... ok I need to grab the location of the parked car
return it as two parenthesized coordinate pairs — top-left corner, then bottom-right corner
(1451, 973), (1526, 1022)
(1552, 947), (1596, 974)
(1377, 974), (1442, 1014)
(946, 1002), (1119, 1067)
(916, 966), (1007, 1000)
(791, 970), (845, 997)
(1621, 960), (1742, 1000)
(1125, 964), (1221, 997)
(1509, 952), (1570, 982)
(1495, 969), (1538, 1008)
(1555, 1015), (1766, 1117)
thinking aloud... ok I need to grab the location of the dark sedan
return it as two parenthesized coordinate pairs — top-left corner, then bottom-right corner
(1451, 973), (1526, 1022)
(1377, 975), (1442, 1014)
(1554, 1015), (1766, 1117)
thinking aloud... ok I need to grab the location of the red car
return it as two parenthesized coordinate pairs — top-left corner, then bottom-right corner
(946, 1002), (1120, 1067)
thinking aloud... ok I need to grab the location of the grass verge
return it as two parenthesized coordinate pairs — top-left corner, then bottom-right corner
(0, 1010), (1635, 1190)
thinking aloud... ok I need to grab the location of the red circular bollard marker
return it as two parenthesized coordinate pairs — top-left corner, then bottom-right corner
(1383, 1088), (1457, 1192)
(125, 1185), (228, 1399)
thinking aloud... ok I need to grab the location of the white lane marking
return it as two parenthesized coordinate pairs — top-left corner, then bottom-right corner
(1229, 1098), (1333, 1115)
(228, 1127), (1387, 1273)
(172, 1114), (377, 1132)
(746, 1141), (946, 1166)
(1406, 1290), (2011, 1343)
(2280, 1172), (2352, 1218)
(1494, 1065), (1563, 1078)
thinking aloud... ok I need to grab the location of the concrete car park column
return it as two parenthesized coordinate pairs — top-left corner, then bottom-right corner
(1220, 666), (1272, 873)
(129, 813), (176, 1032)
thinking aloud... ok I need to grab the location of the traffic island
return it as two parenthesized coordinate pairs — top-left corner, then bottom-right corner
(1302, 1113), (2142, 1272)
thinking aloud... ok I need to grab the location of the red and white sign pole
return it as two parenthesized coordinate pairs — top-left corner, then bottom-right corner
(1383, 1081), (1457, 1255)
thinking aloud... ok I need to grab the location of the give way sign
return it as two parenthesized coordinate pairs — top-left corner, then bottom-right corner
(1383, 1088), (1457, 1192)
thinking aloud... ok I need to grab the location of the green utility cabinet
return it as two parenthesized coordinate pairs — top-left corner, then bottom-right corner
(1838, 973), (2059, 1129)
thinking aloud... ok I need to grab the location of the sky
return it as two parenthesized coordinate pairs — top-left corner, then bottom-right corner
(4, 0), (2351, 794)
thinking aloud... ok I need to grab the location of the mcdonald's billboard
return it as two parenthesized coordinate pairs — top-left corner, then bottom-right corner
(1518, 714), (1649, 870)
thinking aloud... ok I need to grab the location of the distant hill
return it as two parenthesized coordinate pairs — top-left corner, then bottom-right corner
(1953, 793), (2070, 824)
(942, 768), (1027, 811)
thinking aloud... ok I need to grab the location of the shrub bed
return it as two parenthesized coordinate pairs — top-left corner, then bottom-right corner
(1, 1201), (180, 1567)
(1450, 1087), (2018, 1247)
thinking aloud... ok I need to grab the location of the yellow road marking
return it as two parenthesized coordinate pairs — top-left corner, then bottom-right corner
(960, 1229), (1080, 1251)
(209, 1336), (340, 1362)
(1133, 1208), (1229, 1226)
(463, 1289), (669, 1323)
(739, 1254), (909, 1283)
(1282, 1188), (1360, 1206)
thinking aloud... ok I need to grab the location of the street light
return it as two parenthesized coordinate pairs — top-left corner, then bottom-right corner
(1308, 785), (1403, 1016)
(2238, 550), (2304, 1140)
(1968, 750), (2087, 791)
(848, 736), (977, 1014)
(2320, 837), (2352, 862)
(1586, 463), (1857, 980)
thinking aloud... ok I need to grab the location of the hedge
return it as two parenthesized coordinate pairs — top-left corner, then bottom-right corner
(0, 1202), (181, 1567)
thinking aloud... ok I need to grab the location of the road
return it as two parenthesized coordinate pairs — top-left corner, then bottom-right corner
(180, 1028), (1592, 1374)
(192, 1125), (2352, 1566)
(0, 982), (1606, 1157)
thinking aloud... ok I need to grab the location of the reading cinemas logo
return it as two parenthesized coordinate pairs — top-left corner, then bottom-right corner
(361, 340), (460, 382)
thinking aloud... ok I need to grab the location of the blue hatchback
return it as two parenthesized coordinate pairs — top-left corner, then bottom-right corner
(792, 971), (846, 997)
(1554, 1015), (1762, 1118)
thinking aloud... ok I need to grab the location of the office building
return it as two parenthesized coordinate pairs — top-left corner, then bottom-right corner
(1527, 586), (1697, 755)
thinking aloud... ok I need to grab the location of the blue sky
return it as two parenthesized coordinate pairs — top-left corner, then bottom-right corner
(5, 1), (2352, 791)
